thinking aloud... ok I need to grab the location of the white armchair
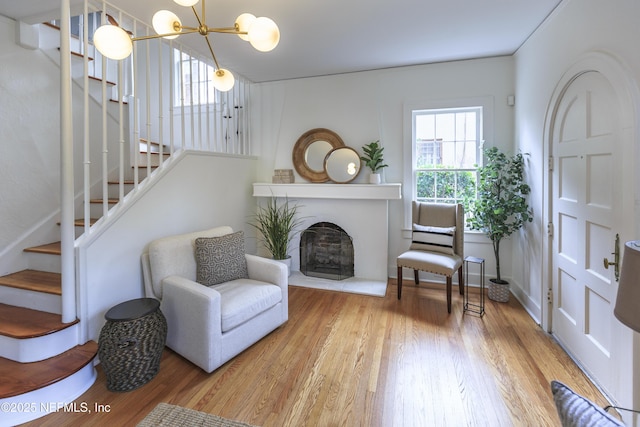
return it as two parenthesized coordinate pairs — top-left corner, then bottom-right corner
(141, 226), (288, 373)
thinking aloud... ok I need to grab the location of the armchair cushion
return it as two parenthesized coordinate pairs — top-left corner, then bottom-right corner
(214, 279), (282, 332)
(397, 250), (462, 276)
(410, 224), (456, 255)
(195, 231), (248, 286)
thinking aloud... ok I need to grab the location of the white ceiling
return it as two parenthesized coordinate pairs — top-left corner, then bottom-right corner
(0, 0), (562, 83)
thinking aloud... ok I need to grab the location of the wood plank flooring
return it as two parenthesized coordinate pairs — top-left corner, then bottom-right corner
(22, 281), (615, 426)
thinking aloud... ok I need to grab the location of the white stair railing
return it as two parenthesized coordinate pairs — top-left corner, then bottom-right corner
(58, 0), (253, 323)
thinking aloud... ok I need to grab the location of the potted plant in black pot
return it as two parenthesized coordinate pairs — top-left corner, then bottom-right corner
(249, 196), (303, 276)
(360, 140), (388, 184)
(466, 147), (533, 302)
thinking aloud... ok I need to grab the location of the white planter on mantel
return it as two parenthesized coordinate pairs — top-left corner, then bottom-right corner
(252, 183), (401, 200)
(369, 173), (382, 184)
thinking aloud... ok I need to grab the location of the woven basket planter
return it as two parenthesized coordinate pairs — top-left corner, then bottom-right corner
(488, 280), (510, 302)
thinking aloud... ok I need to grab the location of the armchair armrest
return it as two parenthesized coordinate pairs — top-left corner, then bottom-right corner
(245, 254), (289, 322)
(245, 254), (287, 287)
(160, 275), (223, 372)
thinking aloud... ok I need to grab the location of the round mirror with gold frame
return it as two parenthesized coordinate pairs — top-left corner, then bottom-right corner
(292, 128), (345, 182)
(324, 147), (361, 183)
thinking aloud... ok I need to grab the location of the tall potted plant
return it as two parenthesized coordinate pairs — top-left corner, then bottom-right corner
(249, 196), (303, 275)
(360, 140), (388, 184)
(466, 147), (533, 302)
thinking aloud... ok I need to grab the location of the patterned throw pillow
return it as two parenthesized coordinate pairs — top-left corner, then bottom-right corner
(410, 224), (456, 255)
(195, 231), (249, 286)
(550, 380), (624, 427)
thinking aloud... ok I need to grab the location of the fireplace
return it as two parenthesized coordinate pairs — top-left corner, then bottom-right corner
(300, 222), (354, 280)
(253, 183), (401, 284)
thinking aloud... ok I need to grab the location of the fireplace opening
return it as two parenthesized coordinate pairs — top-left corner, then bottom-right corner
(300, 222), (354, 280)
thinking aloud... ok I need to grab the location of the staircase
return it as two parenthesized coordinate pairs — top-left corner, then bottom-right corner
(0, 2), (249, 422)
(0, 156), (164, 427)
(0, 19), (168, 426)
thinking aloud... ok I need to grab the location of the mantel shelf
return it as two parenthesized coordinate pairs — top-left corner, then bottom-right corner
(253, 183), (402, 200)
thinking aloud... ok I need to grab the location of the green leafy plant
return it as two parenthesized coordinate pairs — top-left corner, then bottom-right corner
(466, 147), (533, 283)
(360, 140), (389, 173)
(249, 197), (303, 260)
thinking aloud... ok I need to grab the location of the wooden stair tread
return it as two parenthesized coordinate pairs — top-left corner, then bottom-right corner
(108, 180), (135, 185)
(0, 303), (78, 339)
(88, 75), (116, 86)
(140, 151), (170, 156)
(74, 218), (99, 226)
(0, 270), (61, 295)
(57, 47), (94, 61)
(24, 242), (61, 255)
(89, 198), (119, 204)
(0, 341), (97, 399)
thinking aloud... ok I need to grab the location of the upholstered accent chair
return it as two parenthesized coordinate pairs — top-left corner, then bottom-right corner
(397, 202), (464, 313)
(141, 226), (288, 373)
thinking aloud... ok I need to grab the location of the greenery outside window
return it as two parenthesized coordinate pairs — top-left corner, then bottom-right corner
(413, 107), (482, 205)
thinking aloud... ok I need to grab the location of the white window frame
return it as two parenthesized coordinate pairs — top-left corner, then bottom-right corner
(402, 96), (494, 233)
(174, 49), (219, 107)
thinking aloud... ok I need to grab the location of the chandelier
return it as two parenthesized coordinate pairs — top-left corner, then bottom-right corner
(92, 0), (280, 92)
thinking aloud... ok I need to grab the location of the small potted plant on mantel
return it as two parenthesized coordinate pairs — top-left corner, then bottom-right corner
(360, 140), (388, 184)
(466, 146), (533, 302)
(249, 196), (303, 276)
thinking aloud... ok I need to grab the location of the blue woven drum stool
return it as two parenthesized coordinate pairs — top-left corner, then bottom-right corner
(98, 298), (167, 392)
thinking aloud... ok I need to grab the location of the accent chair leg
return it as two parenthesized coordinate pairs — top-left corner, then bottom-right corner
(397, 266), (403, 299)
(446, 276), (452, 313)
(413, 269), (419, 285)
(458, 266), (464, 295)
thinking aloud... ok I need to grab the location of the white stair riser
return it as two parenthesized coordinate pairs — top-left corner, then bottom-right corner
(0, 362), (96, 427)
(108, 184), (134, 200)
(136, 152), (166, 167)
(25, 252), (61, 274)
(0, 286), (60, 315)
(0, 324), (79, 362)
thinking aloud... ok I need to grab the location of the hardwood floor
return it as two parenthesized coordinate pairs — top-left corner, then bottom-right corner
(23, 280), (613, 426)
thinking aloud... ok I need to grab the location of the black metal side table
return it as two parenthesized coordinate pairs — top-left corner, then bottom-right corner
(98, 298), (167, 392)
(464, 256), (485, 317)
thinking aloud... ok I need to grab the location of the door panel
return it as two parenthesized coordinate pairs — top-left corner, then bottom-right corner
(551, 71), (618, 394)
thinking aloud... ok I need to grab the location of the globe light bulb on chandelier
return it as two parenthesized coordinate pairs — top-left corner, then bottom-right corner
(93, 0), (280, 92)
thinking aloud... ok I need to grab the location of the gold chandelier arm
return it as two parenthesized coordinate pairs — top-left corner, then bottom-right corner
(191, 5), (204, 30)
(207, 27), (243, 35)
(203, 34), (221, 70)
(131, 28), (199, 42)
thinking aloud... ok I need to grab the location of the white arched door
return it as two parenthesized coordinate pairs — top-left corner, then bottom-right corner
(550, 69), (625, 397)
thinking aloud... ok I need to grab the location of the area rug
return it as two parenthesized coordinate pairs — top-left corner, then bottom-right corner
(137, 403), (258, 427)
(289, 271), (387, 297)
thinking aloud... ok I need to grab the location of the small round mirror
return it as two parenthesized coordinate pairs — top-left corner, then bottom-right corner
(325, 147), (361, 183)
(292, 128), (345, 182)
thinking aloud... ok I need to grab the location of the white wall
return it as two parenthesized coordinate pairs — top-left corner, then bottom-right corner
(252, 57), (516, 286)
(0, 17), (131, 275)
(78, 151), (258, 341)
(514, 0), (640, 417)
(0, 16), (63, 270)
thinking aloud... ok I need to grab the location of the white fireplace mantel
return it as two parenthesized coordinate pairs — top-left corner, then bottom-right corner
(252, 182), (401, 288)
(252, 183), (401, 200)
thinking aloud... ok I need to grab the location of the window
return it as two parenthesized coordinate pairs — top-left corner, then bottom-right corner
(175, 50), (219, 106)
(412, 107), (482, 205)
